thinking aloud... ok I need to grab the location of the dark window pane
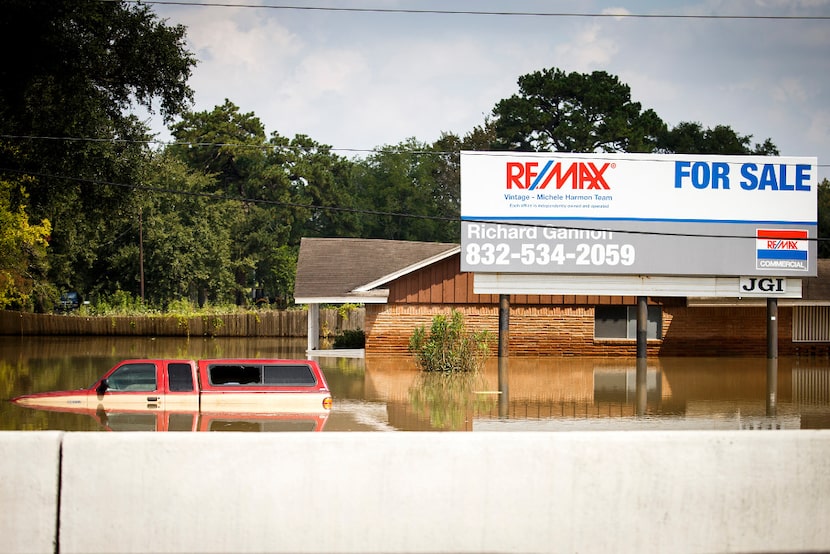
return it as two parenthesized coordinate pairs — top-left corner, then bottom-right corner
(263, 365), (316, 386)
(168, 363), (194, 392)
(209, 365), (261, 385)
(595, 306), (627, 338)
(595, 306), (662, 340)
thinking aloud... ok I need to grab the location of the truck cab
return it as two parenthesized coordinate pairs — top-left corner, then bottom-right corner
(93, 359), (200, 411)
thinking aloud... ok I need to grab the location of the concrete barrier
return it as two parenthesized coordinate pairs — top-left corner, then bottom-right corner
(0, 432), (62, 554)
(52, 431), (830, 553)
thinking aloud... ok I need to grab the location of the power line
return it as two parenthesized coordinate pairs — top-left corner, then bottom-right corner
(2, 166), (827, 244)
(2, 134), (827, 167)
(118, 1), (830, 21)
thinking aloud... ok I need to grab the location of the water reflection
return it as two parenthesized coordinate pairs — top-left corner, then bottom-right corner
(407, 371), (496, 431)
(3, 336), (830, 431)
(95, 410), (329, 432)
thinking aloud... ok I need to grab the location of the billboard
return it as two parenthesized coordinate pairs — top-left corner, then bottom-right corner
(460, 151), (818, 277)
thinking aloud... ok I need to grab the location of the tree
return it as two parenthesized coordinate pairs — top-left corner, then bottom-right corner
(352, 138), (459, 243)
(492, 67), (665, 153)
(0, 176), (52, 311)
(169, 100), (267, 197)
(0, 0), (196, 300)
(818, 178), (830, 258)
(658, 122), (779, 155)
(268, 133), (363, 243)
(167, 102), (362, 305)
(104, 153), (239, 306)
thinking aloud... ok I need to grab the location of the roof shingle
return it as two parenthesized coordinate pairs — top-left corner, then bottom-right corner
(294, 237), (458, 300)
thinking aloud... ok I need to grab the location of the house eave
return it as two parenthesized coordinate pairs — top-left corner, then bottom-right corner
(353, 246), (461, 292)
(295, 291), (389, 305)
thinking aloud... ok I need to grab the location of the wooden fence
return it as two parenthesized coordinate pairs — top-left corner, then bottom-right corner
(0, 309), (365, 338)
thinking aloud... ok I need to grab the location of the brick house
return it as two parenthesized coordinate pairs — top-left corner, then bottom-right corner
(294, 237), (830, 357)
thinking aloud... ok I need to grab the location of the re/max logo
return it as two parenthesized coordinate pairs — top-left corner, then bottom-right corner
(506, 161), (612, 190)
(767, 240), (800, 250)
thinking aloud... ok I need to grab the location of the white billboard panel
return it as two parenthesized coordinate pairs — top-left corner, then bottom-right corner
(460, 152), (818, 277)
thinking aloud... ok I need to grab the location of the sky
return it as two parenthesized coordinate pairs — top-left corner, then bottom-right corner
(139, 0), (830, 178)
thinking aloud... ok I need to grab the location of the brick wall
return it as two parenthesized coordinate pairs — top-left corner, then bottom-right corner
(365, 304), (655, 357)
(365, 303), (830, 357)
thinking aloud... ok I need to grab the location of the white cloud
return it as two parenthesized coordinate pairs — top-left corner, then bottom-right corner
(772, 78), (810, 104)
(553, 23), (620, 70)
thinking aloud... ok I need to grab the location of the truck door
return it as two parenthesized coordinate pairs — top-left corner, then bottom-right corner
(163, 361), (200, 411)
(94, 361), (165, 411)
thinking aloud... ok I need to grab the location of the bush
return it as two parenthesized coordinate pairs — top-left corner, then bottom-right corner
(408, 310), (493, 372)
(333, 328), (365, 349)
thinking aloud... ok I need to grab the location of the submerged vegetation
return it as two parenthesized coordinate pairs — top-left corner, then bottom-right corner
(409, 370), (496, 430)
(408, 310), (493, 372)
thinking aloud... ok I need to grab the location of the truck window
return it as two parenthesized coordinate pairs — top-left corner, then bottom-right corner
(209, 364), (261, 385)
(263, 364), (316, 386)
(107, 363), (157, 392)
(168, 363), (194, 392)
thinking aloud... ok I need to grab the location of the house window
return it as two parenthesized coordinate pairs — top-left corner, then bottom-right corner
(793, 306), (830, 342)
(594, 306), (662, 340)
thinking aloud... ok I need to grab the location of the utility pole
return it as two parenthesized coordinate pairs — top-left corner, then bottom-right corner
(139, 207), (145, 303)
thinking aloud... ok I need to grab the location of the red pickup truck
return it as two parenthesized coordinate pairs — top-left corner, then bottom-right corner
(13, 358), (333, 415)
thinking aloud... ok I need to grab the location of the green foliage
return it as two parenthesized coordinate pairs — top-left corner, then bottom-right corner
(0, 0), (195, 300)
(87, 290), (149, 316)
(657, 121), (778, 155)
(819, 179), (830, 259)
(408, 310), (493, 372)
(351, 137), (460, 242)
(337, 303), (360, 319)
(333, 329), (366, 349)
(169, 100), (267, 196)
(492, 67), (666, 153)
(408, 371), (495, 430)
(0, 176), (53, 311)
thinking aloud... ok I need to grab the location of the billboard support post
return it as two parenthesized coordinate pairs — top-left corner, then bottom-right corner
(498, 294), (510, 418)
(767, 296), (779, 416)
(637, 296), (648, 360)
(767, 297), (778, 360)
(498, 294), (510, 359)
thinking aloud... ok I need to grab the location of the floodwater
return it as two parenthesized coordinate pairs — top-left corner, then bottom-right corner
(2, 335), (829, 432)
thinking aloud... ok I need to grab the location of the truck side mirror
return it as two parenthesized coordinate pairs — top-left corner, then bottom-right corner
(96, 379), (109, 395)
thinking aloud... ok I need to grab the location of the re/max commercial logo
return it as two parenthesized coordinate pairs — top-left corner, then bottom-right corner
(756, 229), (809, 271)
(506, 160), (613, 190)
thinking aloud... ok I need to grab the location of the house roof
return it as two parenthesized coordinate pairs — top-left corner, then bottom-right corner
(294, 237), (459, 304)
(803, 258), (830, 302)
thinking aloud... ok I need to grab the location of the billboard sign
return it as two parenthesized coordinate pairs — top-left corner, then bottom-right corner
(460, 152), (818, 276)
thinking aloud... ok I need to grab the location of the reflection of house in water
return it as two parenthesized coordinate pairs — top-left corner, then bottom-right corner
(360, 356), (830, 431)
(792, 366), (830, 429)
(593, 368), (661, 403)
